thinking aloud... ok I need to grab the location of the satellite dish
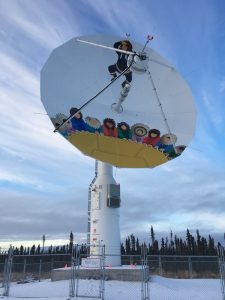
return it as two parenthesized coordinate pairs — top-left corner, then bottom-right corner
(40, 34), (196, 168)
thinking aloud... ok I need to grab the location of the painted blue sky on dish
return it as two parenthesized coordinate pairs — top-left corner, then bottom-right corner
(0, 0), (225, 247)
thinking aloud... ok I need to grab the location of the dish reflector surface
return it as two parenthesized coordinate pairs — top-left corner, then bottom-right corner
(41, 35), (196, 168)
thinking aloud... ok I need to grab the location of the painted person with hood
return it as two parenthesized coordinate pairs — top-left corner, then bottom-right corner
(102, 118), (118, 137)
(117, 122), (132, 140)
(143, 129), (161, 146)
(70, 107), (86, 131)
(157, 133), (177, 157)
(85, 116), (103, 134)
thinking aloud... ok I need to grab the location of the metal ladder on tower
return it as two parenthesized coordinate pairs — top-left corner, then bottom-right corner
(87, 161), (98, 246)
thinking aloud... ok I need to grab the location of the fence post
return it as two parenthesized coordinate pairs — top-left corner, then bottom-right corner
(38, 259), (42, 282)
(141, 247), (150, 300)
(23, 258), (27, 282)
(3, 246), (13, 296)
(175, 256), (178, 278)
(159, 255), (162, 276)
(188, 256), (193, 279)
(130, 255), (134, 265)
(51, 257), (54, 270)
(218, 246), (225, 300)
(2, 258), (7, 288)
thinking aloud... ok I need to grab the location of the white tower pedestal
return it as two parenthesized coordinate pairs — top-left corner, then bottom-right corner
(88, 161), (121, 266)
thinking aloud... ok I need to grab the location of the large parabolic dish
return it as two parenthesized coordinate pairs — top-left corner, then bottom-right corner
(41, 35), (196, 168)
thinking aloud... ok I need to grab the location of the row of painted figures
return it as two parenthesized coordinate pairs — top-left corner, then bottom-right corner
(51, 108), (186, 159)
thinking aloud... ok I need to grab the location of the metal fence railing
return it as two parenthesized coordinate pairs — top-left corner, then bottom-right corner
(0, 251), (222, 299)
(218, 245), (225, 300)
(146, 255), (219, 279)
(0, 254), (221, 281)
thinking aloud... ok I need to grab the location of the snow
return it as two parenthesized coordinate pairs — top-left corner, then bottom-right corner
(2, 276), (221, 300)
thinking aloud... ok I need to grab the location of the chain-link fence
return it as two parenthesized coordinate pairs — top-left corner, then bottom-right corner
(0, 251), (71, 298)
(11, 254), (71, 282)
(0, 250), (223, 299)
(147, 255), (219, 279)
(69, 245), (106, 299)
(218, 245), (225, 300)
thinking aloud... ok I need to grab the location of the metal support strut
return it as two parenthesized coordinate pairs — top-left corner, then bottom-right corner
(146, 65), (171, 134)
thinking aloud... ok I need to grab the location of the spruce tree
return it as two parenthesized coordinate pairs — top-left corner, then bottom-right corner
(19, 245), (24, 255)
(186, 229), (192, 254)
(121, 243), (125, 255)
(208, 235), (216, 255)
(30, 245), (36, 255)
(69, 231), (74, 253)
(161, 238), (165, 255)
(36, 244), (41, 255)
(136, 238), (141, 254)
(150, 226), (155, 246)
(130, 234), (136, 254)
(152, 240), (159, 254)
(125, 236), (131, 254)
(42, 234), (46, 253)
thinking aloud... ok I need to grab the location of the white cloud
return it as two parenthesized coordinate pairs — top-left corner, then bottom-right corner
(0, 0), (81, 50)
(0, 52), (39, 95)
(84, 0), (157, 42)
(0, 59), (91, 192)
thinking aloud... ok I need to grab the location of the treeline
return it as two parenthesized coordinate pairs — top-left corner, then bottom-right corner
(1, 228), (221, 256)
(121, 227), (219, 256)
(1, 232), (87, 256)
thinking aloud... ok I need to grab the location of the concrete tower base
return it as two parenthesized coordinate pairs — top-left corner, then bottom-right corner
(51, 266), (148, 282)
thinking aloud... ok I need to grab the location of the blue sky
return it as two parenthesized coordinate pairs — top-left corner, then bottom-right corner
(0, 0), (225, 248)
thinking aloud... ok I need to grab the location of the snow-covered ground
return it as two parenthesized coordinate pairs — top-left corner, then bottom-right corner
(2, 276), (221, 300)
